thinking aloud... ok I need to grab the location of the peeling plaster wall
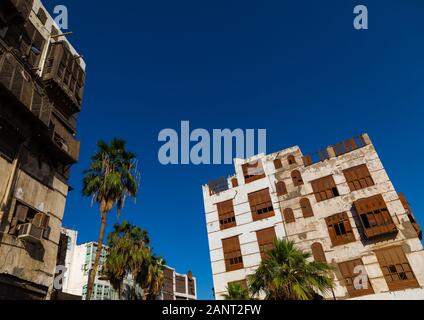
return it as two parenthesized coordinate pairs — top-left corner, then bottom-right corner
(203, 136), (424, 300)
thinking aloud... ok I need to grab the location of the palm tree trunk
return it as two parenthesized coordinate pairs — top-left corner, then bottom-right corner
(87, 211), (107, 300)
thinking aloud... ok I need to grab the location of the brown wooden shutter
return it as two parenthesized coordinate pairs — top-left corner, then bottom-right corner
(256, 227), (277, 260)
(291, 170), (303, 187)
(343, 164), (374, 192)
(222, 236), (244, 272)
(311, 243), (327, 263)
(325, 212), (355, 246)
(175, 275), (187, 294)
(276, 181), (287, 196)
(242, 160), (265, 184)
(311, 175), (339, 202)
(300, 198), (314, 218)
(338, 259), (374, 297)
(248, 189), (275, 221)
(274, 159), (283, 169)
(374, 246), (419, 291)
(287, 155), (296, 165)
(283, 208), (295, 223)
(217, 200), (236, 230)
(231, 178), (238, 187)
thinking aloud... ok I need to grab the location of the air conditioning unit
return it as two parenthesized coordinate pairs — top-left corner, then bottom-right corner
(17, 223), (43, 243)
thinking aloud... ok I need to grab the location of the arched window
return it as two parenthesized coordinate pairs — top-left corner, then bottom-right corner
(300, 198), (314, 218)
(274, 159), (283, 170)
(288, 155), (296, 165)
(276, 181), (287, 196)
(231, 178), (238, 188)
(283, 208), (295, 223)
(291, 170), (304, 186)
(311, 243), (327, 263)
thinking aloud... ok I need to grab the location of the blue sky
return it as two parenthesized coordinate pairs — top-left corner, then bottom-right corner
(43, 0), (424, 299)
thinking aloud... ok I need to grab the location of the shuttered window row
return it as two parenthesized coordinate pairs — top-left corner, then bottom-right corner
(375, 246), (419, 291)
(311, 175), (339, 202)
(325, 212), (355, 246)
(222, 236), (244, 272)
(354, 195), (397, 239)
(217, 200), (236, 230)
(343, 164), (374, 192)
(256, 227), (277, 260)
(338, 259), (374, 297)
(248, 188), (275, 221)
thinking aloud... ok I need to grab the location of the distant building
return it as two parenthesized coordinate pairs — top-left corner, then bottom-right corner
(0, 0), (86, 299)
(160, 266), (197, 300)
(203, 133), (424, 300)
(58, 228), (197, 300)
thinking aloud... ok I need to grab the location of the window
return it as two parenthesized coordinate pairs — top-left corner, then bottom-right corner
(354, 195), (397, 239)
(231, 178), (238, 188)
(311, 243), (327, 263)
(176, 275), (187, 294)
(248, 189), (275, 221)
(256, 227), (277, 260)
(325, 212), (355, 246)
(276, 181), (287, 196)
(291, 170), (303, 186)
(311, 175), (339, 202)
(343, 164), (374, 192)
(287, 155), (296, 165)
(300, 198), (314, 218)
(9, 202), (50, 239)
(283, 208), (295, 223)
(37, 8), (48, 25)
(338, 259), (374, 297)
(375, 246), (419, 291)
(217, 200), (236, 230)
(222, 236), (244, 272)
(242, 160), (265, 184)
(228, 279), (248, 290)
(398, 193), (422, 240)
(274, 159), (283, 170)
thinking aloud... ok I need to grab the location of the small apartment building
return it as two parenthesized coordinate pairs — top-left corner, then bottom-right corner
(160, 267), (197, 300)
(203, 134), (424, 300)
(0, 0), (86, 299)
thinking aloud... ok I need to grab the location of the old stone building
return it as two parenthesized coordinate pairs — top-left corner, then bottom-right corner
(203, 133), (424, 300)
(0, 0), (85, 299)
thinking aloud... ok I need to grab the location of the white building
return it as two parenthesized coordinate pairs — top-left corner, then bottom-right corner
(203, 133), (424, 300)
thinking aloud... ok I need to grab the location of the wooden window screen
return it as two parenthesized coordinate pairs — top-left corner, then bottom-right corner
(288, 155), (296, 165)
(217, 200), (236, 230)
(274, 159), (283, 169)
(242, 160), (265, 184)
(256, 227), (277, 260)
(311, 243), (327, 263)
(163, 267), (174, 294)
(276, 181), (287, 196)
(325, 212), (355, 246)
(343, 164), (374, 192)
(222, 236), (244, 272)
(283, 208), (295, 223)
(374, 246), (419, 291)
(300, 198), (314, 218)
(311, 175), (339, 202)
(188, 278), (195, 296)
(338, 259), (374, 297)
(354, 195), (397, 239)
(231, 178), (238, 188)
(398, 193), (422, 240)
(248, 189), (275, 221)
(291, 170), (303, 186)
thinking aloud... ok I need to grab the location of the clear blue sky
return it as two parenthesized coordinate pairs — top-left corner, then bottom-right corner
(43, 0), (424, 299)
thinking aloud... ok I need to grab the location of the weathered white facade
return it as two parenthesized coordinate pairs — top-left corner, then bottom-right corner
(203, 134), (424, 300)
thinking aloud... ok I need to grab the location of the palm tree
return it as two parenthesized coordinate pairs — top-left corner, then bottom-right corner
(138, 255), (165, 300)
(223, 282), (250, 300)
(249, 239), (334, 300)
(102, 245), (128, 299)
(82, 139), (139, 300)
